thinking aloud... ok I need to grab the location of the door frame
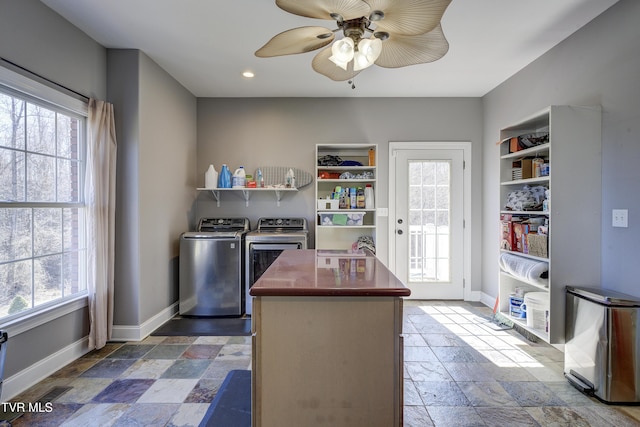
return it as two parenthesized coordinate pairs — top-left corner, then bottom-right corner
(388, 141), (472, 301)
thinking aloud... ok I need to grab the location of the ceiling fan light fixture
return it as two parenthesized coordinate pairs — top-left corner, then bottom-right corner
(353, 37), (382, 71)
(329, 37), (355, 70)
(259, 0), (453, 84)
(369, 10), (384, 22)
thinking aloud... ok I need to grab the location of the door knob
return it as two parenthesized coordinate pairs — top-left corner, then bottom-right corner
(397, 219), (403, 224)
(397, 229), (403, 235)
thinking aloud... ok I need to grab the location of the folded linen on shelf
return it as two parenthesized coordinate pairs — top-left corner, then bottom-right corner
(499, 252), (549, 287)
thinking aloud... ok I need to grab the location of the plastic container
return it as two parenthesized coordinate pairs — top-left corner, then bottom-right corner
(364, 184), (374, 209)
(521, 292), (549, 331)
(219, 164), (232, 188)
(509, 295), (525, 318)
(356, 187), (365, 209)
(232, 166), (246, 188)
(319, 212), (365, 226)
(339, 189), (348, 209)
(256, 168), (265, 188)
(204, 164), (218, 189)
(285, 168), (295, 188)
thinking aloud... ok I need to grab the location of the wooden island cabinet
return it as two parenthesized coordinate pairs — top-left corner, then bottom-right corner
(250, 250), (410, 427)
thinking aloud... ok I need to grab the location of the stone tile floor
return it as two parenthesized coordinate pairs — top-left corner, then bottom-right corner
(3, 300), (640, 426)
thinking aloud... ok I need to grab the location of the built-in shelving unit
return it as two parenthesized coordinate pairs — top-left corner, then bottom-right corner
(497, 105), (601, 345)
(315, 144), (377, 250)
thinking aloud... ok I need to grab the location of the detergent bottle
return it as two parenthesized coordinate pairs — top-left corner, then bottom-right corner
(219, 164), (232, 188)
(232, 166), (246, 188)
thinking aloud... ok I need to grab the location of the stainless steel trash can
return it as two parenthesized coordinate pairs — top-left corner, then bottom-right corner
(565, 286), (640, 403)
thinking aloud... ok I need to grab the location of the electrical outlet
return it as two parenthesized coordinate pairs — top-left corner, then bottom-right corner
(612, 209), (628, 228)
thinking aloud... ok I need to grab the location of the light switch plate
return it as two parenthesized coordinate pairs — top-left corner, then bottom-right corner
(612, 209), (628, 228)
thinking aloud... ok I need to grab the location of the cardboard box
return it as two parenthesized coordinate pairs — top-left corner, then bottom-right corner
(500, 214), (515, 251)
(527, 233), (548, 258)
(512, 159), (533, 180)
(513, 222), (530, 253)
(509, 137), (521, 153)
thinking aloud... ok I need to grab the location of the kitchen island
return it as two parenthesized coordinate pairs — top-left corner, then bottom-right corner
(249, 249), (410, 427)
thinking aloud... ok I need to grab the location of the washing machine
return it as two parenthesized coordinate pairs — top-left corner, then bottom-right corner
(179, 217), (250, 317)
(244, 217), (308, 315)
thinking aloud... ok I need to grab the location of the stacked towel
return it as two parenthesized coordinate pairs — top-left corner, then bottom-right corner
(499, 252), (549, 287)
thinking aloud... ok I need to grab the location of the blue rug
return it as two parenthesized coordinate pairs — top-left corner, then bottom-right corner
(199, 370), (251, 427)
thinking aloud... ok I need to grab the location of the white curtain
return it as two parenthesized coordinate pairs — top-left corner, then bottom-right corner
(85, 99), (117, 350)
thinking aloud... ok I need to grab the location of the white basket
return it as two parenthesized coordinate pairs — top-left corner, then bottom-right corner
(317, 199), (339, 210)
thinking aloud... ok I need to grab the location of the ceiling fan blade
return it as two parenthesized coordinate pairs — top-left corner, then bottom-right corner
(255, 27), (335, 57)
(375, 24), (449, 68)
(312, 46), (361, 81)
(365, 0), (451, 36)
(276, 0), (371, 21)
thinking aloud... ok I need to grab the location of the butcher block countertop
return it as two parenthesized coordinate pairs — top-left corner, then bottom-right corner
(249, 249), (410, 298)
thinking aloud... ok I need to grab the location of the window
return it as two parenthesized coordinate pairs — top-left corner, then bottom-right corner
(0, 84), (87, 323)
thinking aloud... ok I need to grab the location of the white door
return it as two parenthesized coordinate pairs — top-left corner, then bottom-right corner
(391, 147), (465, 299)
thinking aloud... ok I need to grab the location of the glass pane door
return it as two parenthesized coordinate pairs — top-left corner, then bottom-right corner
(408, 160), (451, 283)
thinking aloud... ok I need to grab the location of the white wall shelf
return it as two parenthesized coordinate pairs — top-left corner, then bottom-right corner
(197, 187), (298, 207)
(501, 177), (550, 186)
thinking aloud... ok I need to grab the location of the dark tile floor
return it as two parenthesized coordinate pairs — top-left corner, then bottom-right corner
(4, 301), (640, 426)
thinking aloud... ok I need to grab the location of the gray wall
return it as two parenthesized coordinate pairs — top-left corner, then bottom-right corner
(138, 52), (197, 322)
(109, 50), (197, 326)
(0, 0), (105, 378)
(196, 97), (484, 289)
(0, 0), (106, 100)
(482, 0), (640, 298)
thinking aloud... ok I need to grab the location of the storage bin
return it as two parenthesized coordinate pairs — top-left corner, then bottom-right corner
(319, 212), (366, 226)
(317, 199), (339, 210)
(521, 292), (549, 331)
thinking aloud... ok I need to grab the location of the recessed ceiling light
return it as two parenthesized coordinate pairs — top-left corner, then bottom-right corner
(242, 71), (255, 78)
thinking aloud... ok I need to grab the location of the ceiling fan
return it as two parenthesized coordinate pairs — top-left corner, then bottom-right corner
(256, 0), (452, 84)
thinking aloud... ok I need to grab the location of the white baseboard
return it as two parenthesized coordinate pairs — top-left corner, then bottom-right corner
(1, 336), (90, 402)
(1, 303), (179, 402)
(480, 292), (498, 309)
(468, 290), (483, 303)
(110, 302), (178, 342)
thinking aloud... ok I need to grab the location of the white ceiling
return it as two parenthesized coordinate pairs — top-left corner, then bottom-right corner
(41, 0), (618, 98)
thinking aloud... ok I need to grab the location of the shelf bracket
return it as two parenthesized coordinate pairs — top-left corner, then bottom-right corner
(274, 189), (283, 207)
(209, 190), (221, 207)
(241, 189), (250, 207)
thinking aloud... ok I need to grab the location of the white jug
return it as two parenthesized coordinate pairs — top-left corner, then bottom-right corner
(205, 164), (218, 189)
(232, 166), (246, 188)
